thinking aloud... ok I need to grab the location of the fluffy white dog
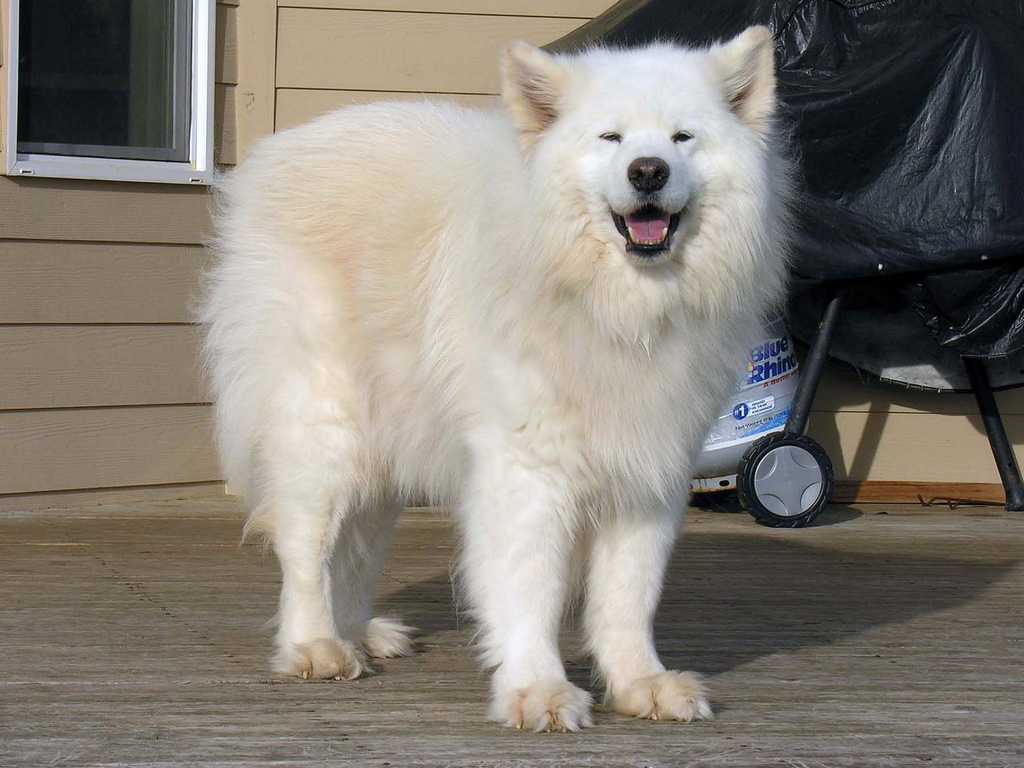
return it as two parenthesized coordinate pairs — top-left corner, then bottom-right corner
(201, 27), (788, 731)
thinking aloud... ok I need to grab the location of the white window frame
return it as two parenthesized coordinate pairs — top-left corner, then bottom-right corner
(4, 0), (216, 185)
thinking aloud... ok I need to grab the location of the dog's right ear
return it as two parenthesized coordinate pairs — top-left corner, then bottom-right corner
(708, 26), (777, 136)
(501, 42), (568, 143)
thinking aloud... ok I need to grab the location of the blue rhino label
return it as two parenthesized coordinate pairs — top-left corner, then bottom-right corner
(746, 337), (798, 387)
(692, 317), (802, 487)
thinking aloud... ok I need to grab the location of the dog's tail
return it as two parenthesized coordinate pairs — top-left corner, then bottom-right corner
(196, 170), (284, 540)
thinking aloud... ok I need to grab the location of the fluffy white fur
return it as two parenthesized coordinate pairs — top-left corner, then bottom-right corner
(200, 28), (789, 731)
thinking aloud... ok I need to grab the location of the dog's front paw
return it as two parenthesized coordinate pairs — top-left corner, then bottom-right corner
(490, 679), (593, 732)
(273, 637), (366, 680)
(611, 671), (712, 722)
(363, 616), (416, 659)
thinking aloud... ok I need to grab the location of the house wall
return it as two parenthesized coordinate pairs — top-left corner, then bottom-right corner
(1, 0), (1020, 511)
(272, 1), (603, 130)
(0, 0), (241, 511)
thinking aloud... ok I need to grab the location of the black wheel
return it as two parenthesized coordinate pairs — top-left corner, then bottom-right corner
(737, 433), (834, 528)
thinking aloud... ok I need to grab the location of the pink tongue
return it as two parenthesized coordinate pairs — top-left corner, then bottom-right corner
(625, 213), (670, 242)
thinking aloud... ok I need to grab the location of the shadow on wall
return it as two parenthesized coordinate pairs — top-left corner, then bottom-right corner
(805, 360), (1024, 484)
(808, 386), (889, 483)
(381, 523), (1019, 680)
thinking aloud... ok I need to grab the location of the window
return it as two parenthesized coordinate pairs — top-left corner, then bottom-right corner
(4, 0), (215, 184)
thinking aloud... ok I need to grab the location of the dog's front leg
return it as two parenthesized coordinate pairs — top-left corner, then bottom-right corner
(584, 504), (713, 722)
(459, 454), (592, 732)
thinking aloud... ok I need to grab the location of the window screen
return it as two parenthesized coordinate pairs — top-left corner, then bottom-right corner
(16, 0), (192, 162)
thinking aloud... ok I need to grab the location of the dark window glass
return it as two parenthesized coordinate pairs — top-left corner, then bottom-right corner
(17, 0), (191, 162)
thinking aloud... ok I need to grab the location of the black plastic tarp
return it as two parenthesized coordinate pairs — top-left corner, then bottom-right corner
(550, 0), (1024, 389)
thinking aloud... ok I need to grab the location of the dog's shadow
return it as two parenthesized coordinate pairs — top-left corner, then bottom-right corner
(381, 518), (1018, 679)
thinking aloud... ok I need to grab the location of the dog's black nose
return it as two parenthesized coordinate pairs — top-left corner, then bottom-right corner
(627, 157), (670, 193)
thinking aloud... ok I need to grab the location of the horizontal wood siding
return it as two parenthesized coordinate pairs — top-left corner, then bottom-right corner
(277, 0), (611, 14)
(0, 181), (217, 501)
(807, 364), (1024, 486)
(276, 89), (497, 131)
(0, 406), (218, 495)
(0, 178), (211, 243)
(808, 411), (1024, 485)
(0, 242), (208, 324)
(0, 327), (207, 410)
(0, 2), (238, 503)
(276, 9), (582, 93)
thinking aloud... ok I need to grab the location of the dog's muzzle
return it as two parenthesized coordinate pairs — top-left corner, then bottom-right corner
(612, 205), (683, 255)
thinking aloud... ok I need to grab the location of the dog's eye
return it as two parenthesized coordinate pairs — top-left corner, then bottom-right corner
(672, 131), (694, 143)
(599, 132), (622, 143)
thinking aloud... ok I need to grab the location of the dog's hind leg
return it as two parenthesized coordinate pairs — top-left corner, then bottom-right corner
(328, 497), (415, 659)
(583, 503), (712, 722)
(260, 392), (390, 681)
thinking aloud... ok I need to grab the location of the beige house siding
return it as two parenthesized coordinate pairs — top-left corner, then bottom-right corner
(214, 1), (239, 163)
(0, 0), (239, 511)
(0, 0), (1020, 511)
(271, 1), (606, 132)
(0, 0), (610, 512)
(813, 370), (1022, 493)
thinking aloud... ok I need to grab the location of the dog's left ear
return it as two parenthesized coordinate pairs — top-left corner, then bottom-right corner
(709, 26), (777, 135)
(501, 42), (569, 143)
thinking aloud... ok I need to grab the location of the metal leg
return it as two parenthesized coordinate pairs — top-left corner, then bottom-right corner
(785, 290), (845, 437)
(963, 357), (1024, 512)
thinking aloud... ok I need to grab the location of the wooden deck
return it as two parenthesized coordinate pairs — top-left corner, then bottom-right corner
(1, 498), (1022, 767)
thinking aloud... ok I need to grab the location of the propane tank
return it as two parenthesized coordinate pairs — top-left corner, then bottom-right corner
(690, 315), (800, 494)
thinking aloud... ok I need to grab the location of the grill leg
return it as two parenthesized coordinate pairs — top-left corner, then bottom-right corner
(785, 290), (844, 437)
(963, 356), (1024, 512)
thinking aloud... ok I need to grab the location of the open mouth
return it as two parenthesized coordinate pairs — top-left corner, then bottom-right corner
(611, 205), (682, 255)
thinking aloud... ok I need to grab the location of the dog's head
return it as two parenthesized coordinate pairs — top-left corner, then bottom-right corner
(500, 30), (786, 330)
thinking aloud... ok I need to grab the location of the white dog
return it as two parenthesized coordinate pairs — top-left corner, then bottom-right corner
(201, 27), (788, 731)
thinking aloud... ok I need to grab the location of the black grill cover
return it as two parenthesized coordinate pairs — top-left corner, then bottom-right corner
(550, 0), (1024, 390)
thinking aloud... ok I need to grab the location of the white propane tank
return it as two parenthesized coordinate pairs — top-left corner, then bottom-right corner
(690, 315), (800, 494)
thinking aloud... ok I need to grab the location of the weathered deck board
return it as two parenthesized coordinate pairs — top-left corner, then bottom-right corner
(1, 500), (1022, 767)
